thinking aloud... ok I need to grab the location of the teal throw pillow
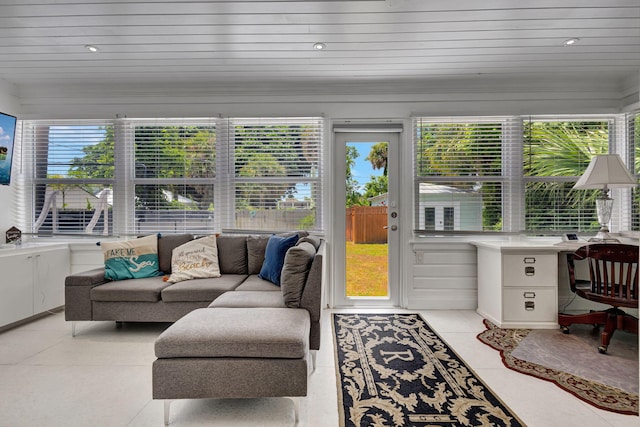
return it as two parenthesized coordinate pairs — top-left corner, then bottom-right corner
(259, 234), (298, 285)
(102, 234), (162, 281)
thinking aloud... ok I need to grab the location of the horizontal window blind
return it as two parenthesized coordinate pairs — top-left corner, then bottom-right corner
(629, 111), (640, 231)
(413, 114), (636, 234)
(523, 115), (618, 233)
(18, 120), (115, 235)
(126, 118), (217, 235)
(18, 117), (324, 237)
(225, 117), (323, 232)
(413, 117), (516, 232)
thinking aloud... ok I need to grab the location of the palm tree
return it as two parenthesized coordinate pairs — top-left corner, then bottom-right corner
(524, 121), (607, 206)
(524, 121), (608, 230)
(366, 142), (388, 175)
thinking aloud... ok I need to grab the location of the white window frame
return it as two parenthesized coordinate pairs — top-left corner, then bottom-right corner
(413, 114), (638, 234)
(17, 117), (324, 236)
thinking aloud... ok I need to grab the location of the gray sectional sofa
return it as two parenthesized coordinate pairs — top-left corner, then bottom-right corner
(65, 232), (324, 425)
(64, 233), (324, 350)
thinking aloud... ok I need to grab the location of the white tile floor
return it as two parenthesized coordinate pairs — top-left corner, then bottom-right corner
(0, 308), (637, 427)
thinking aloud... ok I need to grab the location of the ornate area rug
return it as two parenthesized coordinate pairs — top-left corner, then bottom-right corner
(477, 320), (639, 416)
(332, 313), (526, 426)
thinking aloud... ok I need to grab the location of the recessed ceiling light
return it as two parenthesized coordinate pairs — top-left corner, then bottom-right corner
(562, 38), (580, 46)
(84, 44), (99, 52)
(313, 43), (326, 50)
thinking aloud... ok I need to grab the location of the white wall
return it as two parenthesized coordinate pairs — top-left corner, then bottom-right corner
(0, 79), (20, 240)
(16, 74), (633, 119)
(9, 72), (640, 309)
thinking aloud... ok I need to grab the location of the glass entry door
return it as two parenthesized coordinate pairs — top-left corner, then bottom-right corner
(333, 131), (400, 307)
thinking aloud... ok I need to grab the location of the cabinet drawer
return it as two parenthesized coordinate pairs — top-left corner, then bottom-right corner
(502, 254), (557, 287)
(503, 288), (557, 322)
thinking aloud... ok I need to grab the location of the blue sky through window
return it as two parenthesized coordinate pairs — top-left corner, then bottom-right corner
(348, 142), (383, 191)
(47, 125), (106, 176)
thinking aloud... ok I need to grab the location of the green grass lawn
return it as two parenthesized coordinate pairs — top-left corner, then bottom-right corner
(346, 241), (388, 297)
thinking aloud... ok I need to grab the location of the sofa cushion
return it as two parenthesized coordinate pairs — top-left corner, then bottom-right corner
(234, 275), (281, 291)
(101, 234), (162, 281)
(280, 241), (316, 308)
(216, 236), (248, 274)
(297, 234), (321, 251)
(166, 235), (221, 283)
(161, 274), (247, 302)
(259, 234), (298, 285)
(90, 275), (169, 302)
(158, 234), (194, 273)
(209, 290), (286, 308)
(154, 307), (310, 359)
(247, 235), (270, 275)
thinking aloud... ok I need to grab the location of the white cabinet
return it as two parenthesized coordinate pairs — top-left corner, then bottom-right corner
(476, 244), (559, 329)
(0, 246), (70, 328)
(0, 254), (34, 327)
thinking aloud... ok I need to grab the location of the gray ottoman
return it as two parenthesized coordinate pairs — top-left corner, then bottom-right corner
(153, 307), (311, 425)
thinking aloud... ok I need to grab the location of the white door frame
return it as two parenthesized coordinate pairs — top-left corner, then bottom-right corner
(331, 129), (401, 307)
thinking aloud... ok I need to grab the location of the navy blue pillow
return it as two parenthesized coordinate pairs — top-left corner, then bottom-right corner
(259, 234), (299, 285)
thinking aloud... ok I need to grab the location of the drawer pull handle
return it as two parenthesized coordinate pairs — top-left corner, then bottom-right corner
(525, 266), (535, 276)
(525, 301), (535, 311)
(523, 257), (536, 264)
(523, 291), (536, 298)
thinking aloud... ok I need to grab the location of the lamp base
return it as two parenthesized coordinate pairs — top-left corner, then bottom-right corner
(588, 230), (620, 243)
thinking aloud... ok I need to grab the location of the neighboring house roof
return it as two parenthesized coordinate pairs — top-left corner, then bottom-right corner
(419, 183), (477, 194)
(368, 193), (388, 206)
(47, 186), (100, 209)
(161, 189), (197, 205)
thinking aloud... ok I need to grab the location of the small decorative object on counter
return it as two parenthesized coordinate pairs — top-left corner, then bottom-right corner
(6, 226), (21, 244)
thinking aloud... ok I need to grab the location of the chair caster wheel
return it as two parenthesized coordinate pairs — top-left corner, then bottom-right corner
(598, 346), (607, 354)
(560, 326), (570, 334)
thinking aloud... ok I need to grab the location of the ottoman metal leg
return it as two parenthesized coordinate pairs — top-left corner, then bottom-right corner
(292, 396), (307, 426)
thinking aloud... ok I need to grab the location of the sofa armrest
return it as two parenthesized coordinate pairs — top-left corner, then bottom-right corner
(299, 241), (324, 350)
(66, 267), (109, 287)
(65, 267), (109, 321)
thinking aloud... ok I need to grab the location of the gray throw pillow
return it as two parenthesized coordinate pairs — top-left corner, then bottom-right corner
(280, 241), (316, 308)
(247, 235), (270, 275)
(216, 236), (248, 274)
(158, 234), (194, 273)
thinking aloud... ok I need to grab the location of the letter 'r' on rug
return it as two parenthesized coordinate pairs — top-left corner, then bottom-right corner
(332, 313), (526, 427)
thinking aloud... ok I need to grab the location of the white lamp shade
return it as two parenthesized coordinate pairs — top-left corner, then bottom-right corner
(573, 154), (637, 189)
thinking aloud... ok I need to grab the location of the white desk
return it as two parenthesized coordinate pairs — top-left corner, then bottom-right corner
(472, 237), (639, 329)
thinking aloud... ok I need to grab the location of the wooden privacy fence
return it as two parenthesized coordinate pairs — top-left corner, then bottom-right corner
(346, 206), (388, 244)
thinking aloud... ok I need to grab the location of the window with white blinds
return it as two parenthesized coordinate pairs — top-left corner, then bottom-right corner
(222, 118), (322, 232)
(413, 114), (637, 234)
(17, 117), (324, 236)
(630, 111), (640, 231)
(523, 116), (615, 233)
(413, 117), (514, 232)
(127, 119), (217, 235)
(17, 120), (115, 235)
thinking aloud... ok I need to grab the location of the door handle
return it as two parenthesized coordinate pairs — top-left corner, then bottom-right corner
(383, 225), (398, 231)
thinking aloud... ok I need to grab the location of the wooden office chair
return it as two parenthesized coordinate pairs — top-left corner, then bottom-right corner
(559, 244), (639, 354)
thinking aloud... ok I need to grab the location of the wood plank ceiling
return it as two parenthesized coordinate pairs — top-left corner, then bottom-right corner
(0, 0), (638, 89)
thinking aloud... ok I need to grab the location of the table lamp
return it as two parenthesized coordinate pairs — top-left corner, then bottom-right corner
(573, 154), (637, 242)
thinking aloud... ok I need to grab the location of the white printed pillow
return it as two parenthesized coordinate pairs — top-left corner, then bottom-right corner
(166, 235), (221, 283)
(102, 234), (161, 281)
